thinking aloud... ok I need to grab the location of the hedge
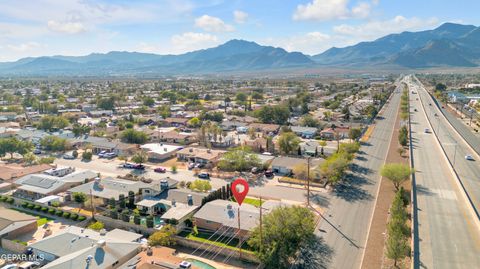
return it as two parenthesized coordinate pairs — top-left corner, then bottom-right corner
(70, 214), (78, 221)
(62, 212), (70, 218)
(33, 205), (41, 211)
(6, 197), (14, 204)
(78, 216), (86, 221)
(48, 208), (56, 215)
(27, 204), (35, 210)
(0, 196), (7, 202)
(21, 202), (29, 208)
(41, 207), (48, 213)
(55, 210), (63, 216)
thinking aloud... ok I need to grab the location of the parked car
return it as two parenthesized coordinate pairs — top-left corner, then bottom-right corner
(434, 113), (438, 117)
(198, 172), (210, 179)
(122, 163), (135, 169)
(179, 261), (192, 269)
(154, 167), (167, 173)
(98, 150), (108, 158)
(465, 155), (474, 161)
(195, 163), (205, 169)
(414, 108), (418, 112)
(264, 170), (274, 178)
(104, 152), (117, 159)
(133, 164), (145, 170)
(187, 163), (195, 170)
(63, 153), (75, 159)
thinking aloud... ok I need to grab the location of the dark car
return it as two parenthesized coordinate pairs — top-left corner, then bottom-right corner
(154, 167), (167, 173)
(133, 164), (145, 170)
(198, 172), (210, 179)
(264, 170), (274, 178)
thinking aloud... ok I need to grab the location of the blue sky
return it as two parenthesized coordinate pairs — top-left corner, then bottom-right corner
(0, 0), (478, 61)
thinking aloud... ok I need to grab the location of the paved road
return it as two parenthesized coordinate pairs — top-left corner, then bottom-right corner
(315, 84), (402, 269)
(412, 76), (480, 215)
(55, 157), (314, 203)
(406, 75), (480, 268)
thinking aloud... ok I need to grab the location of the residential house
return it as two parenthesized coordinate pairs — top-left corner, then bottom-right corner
(244, 137), (268, 153)
(68, 136), (138, 155)
(140, 143), (184, 162)
(291, 126), (318, 139)
(220, 121), (248, 131)
(29, 226), (141, 269)
(0, 163), (52, 182)
(14, 170), (97, 200)
(248, 123), (280, 134)
(176, 147), (226, 166)
(193, 199), (285, 239)
(161, 117), (189, 127)
(270, 156), (323, 177)
(0, 207), (38, 239)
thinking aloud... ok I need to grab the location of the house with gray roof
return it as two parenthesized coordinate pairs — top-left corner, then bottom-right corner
(0, 207), (37, 239)
(193, 199), (287, 239)
(29, 226), (141, 269)
(14, 170), (97, 200)
(291, 126), (318, 138)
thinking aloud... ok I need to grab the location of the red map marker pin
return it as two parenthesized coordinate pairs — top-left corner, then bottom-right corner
(231, 178), (249, 206)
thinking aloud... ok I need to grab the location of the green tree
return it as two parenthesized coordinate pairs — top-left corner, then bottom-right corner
(248, 206), (316, 269)
(300, 114), (319, 127)
(381, 163), (414, 191)
(318, 152), (349, 184)
(148, 224), (177, 246)
(278, 132), (301, 155)
(121, 129), (148, 144)
(236, 92), (247, 103)
(217, 146), (261, 172)
(40, 136), (67, 151)
(23, 152), (38, 165)
(188, 117), (201, 128)
(348, 128), (362, 141)
(97, 97), (115, 110)
(143, 97), (155, 107)
(131, 151), (148, 165)
(72, 124), (91, 137)
(82, 151), (93, 161)
(73, 192), (87, 204)
(189, 180), (212, 192)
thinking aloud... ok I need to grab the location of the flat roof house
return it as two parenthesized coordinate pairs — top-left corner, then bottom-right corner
(0, 207), (37, 239)
(176, 147), (226, 165)
(14, 170), (97, 200)
(291, 126), (318, 139)
(29, 226), (141, 269)
(140, 143), (183, 162)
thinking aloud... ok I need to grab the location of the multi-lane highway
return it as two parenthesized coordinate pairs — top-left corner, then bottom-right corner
(413, 76), (480, 214)
(316, 83), (402, 269)
(406, 75), (480, 268)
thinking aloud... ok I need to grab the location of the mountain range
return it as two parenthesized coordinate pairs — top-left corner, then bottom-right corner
(1, 22), (480, 76)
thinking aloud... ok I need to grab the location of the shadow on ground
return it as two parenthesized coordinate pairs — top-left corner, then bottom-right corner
(291, 235), (334, 269)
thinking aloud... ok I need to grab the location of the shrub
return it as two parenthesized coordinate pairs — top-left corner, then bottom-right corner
(50, 201), (60, 207)
(78, 216), (86, 221)
(48, 208), (56, 215)
(88, 221), (104, 231)
(6, 197), (14, 204)
(41, 207), (48, 213)
(27, 204), (35, 210)
(133, 215), (140, 225)
(62, 212), (70, 218)
(146, 216), (154, 228)
(82, 151), (93, 161)
(21, 202), (29, 208)
(0, 196), (7, 202)
(70, 214), (79, 220)
(33, 205), (41, 211)
(55, 210), (63, 216)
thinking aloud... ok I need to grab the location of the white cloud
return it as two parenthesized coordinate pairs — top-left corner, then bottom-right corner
(47, 20), (86, 34)
(333, 16), (439, 40)
(234, 10), (248, 24)
(170, 32), (220, 53)
(195, 15), (234, 32)
(293, 0), (372, 21)
(351, 2), (371, 18)
(6, 42), (42, 52)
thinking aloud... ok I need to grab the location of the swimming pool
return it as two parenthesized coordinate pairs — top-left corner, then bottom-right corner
(186, 258), (216, 269)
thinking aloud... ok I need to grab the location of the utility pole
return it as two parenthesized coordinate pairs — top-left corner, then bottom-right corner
(307, 157), (311, 207)
(259, 196), (263, 252)
(90, 188), (96, 221)
(237, 207), (242, 260)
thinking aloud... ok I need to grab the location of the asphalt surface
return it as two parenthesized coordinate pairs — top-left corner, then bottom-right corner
(406, 76), (480, 268)
(413, 76), (480, 216)
(315, 84), (402, 269)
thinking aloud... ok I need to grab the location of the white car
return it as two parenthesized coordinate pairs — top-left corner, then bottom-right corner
(465, 155), (474, 161)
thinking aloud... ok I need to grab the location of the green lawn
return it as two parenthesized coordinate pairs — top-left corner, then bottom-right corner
(180, 231), (254, 254)
(230, 197), (264, 207)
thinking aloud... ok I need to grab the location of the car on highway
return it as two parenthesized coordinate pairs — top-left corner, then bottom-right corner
(429, 103), (432, 106)
(198, 172), (210, 179)
(465, 155), (474, 161)
(414, 108), (418, 112)
(424, 128), (430, 133)
(434, 113), (438, 116)
(154, 167), (167, 173)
